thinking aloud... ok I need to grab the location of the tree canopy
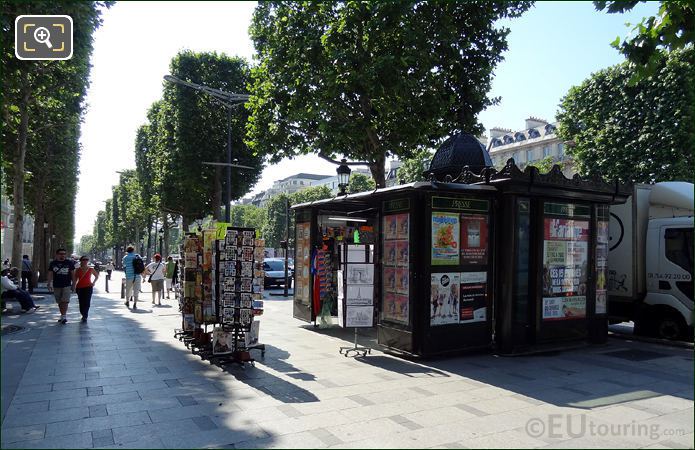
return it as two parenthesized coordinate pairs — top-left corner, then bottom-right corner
(246, 1), (533, 187)
(557, 47), (694, 183)
(1, 0), (111, 270)
(595, 1), (694, 81)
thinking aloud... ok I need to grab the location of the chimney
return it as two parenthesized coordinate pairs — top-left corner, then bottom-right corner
(525, 117), (548, 130)
(489, 127), (512, 139)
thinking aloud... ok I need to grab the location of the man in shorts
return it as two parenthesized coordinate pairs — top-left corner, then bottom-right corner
(47, 248), (75, 324)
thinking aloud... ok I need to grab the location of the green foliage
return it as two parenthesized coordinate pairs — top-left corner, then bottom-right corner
(159, 50), (264, 222)
(246, 1), (533, 187)
(1, 1), (111, 265)
(262, 194), (290, 249)
(557, 47), (694, 183)
(231, 204), (267, 230)
(524, 156), (557, 174)
(289, 185), (333, 205)
(348, 173), (376, 193)
(398, 149), (433, 184)
(595, 1), (694, 81)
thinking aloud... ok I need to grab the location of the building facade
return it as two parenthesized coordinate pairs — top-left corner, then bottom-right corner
(487, 117), (573, 177)
(1, 195), (35, 263)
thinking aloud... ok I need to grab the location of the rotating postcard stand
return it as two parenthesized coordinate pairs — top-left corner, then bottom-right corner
(337, 243), (375, 357)
(210, 228), (265, 367)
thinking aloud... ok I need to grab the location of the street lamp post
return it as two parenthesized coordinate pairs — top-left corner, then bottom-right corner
(336, 159), (352, 195)
(43, 221), (48, 281)
(163, 74), (251, 223)
(158, 227), (164, 256)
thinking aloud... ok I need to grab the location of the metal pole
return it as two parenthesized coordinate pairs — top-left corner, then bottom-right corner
(225, 107), (232, 223)
(283, 198), (290, 296)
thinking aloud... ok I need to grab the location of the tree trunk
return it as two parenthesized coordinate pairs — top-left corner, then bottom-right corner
(145, 217), (153, 261)
(163, 215), (170, 257)
(31, 204), (45, 282)
(368, 153), (386, 188)
(12, 84), (31, 267)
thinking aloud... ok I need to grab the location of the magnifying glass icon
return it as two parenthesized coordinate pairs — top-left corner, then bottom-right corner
(33, 27), (53, 49)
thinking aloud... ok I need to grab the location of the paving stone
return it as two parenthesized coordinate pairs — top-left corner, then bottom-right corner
(87, 386), (104, 396)
(192, 415), (219, 431)
(44, 411), (151, 437)
(89, 404), (108, 418)
(176, 395), (198, 406)
(3, 405), (90, 427)
(50, 391), (140, 410)
(2, 431), (94, 449)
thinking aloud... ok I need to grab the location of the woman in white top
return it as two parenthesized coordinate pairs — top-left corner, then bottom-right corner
(144, 254), (166, 305)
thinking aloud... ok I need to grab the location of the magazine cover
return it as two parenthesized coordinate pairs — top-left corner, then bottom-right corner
(431, 213), (460, 265)
(430, 273), (460, 326)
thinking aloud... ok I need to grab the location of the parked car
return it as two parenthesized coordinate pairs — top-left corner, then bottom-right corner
(263, 258), (294, 288)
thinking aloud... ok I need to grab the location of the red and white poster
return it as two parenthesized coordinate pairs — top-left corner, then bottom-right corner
(460, 214), (488, 265)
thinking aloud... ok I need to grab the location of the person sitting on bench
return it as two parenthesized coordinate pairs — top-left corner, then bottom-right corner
(1, 269), (39, 313)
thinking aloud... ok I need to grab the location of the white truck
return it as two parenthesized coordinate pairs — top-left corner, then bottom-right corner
(608, 182), (694, 340)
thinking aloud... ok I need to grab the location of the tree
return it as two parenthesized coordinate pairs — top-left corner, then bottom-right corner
(557, 47), (694, 183)
(348, 173), (376, 193)
(1, 1), (111, 267)
(398, 149), (433, 184)
(595, 1), (694, 81)
(262, 194), (290, 249)
(158, 51), (264, 225)
(230, 204), (267, 230)
(246, 1), (533, 187)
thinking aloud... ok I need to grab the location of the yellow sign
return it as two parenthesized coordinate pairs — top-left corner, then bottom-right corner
(216, 223), (231, 239)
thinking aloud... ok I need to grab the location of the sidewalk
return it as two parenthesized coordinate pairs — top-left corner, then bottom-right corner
(1, 275), (693, 449)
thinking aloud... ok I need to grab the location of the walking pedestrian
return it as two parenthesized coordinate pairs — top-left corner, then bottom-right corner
(122, 245), (144, 309)
(145, 254), (165, 306)
(21, 254), (33, 293)
(1, 269), (39, 312)
(164, 256), (175, 299)
(73, 256), (99, 322)
(105, 260), (114, 280)
(47, 248), (75, 324)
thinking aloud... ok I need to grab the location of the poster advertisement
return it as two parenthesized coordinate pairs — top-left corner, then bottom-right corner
(432, 213), (460, 265)
(384, 241), (396, 266)
(212, 328), (234, 355)
(383, 293), (409, 324)
(430, 272), (460, 326)
(459, 272), (487, 323)
(396, 214), (409, 239)
(460, 214), (488, 264)
(542, 296), (586, 320)
(542, 218), (589, 320)
(396, 241), (409, 267)
(385, 215), (398, 240)
(346, 305), (374, 327)
(596, 218), (609, 314)
(384, 268), (396, 292)
(295, 222), (311, 305)
(396, 268), (409, 294)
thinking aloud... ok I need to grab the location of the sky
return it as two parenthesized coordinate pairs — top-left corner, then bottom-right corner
(74, 0), (658, 241)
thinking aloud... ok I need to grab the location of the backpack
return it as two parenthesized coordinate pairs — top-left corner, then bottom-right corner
(132, 255), (145, 275)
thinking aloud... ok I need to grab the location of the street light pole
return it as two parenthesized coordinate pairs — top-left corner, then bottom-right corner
(226, 107), (232, 223)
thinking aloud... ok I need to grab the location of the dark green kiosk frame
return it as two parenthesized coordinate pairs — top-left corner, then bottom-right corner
(292, 162), (630, 357)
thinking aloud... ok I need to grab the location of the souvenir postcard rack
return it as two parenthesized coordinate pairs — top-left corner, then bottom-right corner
(337, 243), (375, 357)
(210, 227), (266, 366)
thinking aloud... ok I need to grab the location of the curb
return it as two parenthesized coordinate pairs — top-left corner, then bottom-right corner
(608, 331), (694, 349)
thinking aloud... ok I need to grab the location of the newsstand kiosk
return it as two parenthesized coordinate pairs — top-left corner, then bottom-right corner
(292, 133), (630, 357)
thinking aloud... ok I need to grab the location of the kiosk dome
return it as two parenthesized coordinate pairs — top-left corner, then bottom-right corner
(426, 132), (492, 180)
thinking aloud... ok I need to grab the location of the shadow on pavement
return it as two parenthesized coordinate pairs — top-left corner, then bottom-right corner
(0, 278), (278, 449)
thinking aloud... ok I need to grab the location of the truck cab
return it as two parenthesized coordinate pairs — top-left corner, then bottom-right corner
(608, 182), (694, 340)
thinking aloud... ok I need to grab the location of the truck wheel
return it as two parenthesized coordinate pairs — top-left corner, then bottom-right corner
(655, 313), (687, 341)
